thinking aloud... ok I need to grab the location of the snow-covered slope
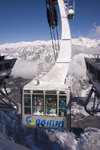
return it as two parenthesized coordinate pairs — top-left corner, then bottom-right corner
(72, 37), (100, 48)
(0, 138), (30, 150)
(0, 40), (55, 79)
(0, 37), (100, 97)
(0, 110), (100, 150)
(0, 37), (100, 50)
(0, 38), (100, 150)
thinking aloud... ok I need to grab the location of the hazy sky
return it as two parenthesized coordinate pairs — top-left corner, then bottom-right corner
(0, 0), (100, 45)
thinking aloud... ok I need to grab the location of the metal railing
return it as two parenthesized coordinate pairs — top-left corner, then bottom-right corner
(64, 0), (75, 18)
(37, 61), (55, 77)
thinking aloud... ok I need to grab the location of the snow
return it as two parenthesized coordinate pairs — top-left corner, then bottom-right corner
(0, 40), (52, 49)
(0, 137), (30, 150)
(0, 37), (100, 98)
(68, 53), (87, 77)
(0, 111), (42, 150)
(72, 37), (100, 48)
(76, 128), (100, 150)
(33, 111), (44, 116)
(71, 102), (81, 114)
(0, 69), (11, 76)
(0, 110), (100, 150)
(0, 38), (100, 50)
(80, 107), (89, 116)
(0, 38), (100, 149)
(33, 109), (57, 117)
(0, 38), (100, 86)
(46, 113), (57, 117)
(69, 9), (74, 14)
(1, 88), (11, 94)
(87, 70), (100, 95)
(12, 59), (38, 79)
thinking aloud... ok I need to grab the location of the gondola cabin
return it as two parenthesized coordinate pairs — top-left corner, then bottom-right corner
(22, 86), (71, 130)
(22, 0), (75, 130)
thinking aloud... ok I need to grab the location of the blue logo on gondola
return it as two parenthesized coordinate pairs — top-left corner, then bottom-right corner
(26, 116), (64, 128)
(26, 116), (35, 125)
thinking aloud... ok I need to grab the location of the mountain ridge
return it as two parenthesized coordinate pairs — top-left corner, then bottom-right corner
(0, 37), (100, 50)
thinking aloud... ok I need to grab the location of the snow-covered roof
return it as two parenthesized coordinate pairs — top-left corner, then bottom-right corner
(24, 80), (69, 91)
(69, 9), (74, 14)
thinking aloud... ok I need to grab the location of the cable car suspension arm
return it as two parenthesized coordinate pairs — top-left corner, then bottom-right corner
(45, 0), (60, 61)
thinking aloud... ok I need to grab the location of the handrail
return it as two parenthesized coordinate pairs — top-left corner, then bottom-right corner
(64, 0), (75, 15)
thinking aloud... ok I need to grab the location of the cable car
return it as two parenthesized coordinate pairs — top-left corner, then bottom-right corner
(22, 88), (70, 130)
(22, 0), (75, 130)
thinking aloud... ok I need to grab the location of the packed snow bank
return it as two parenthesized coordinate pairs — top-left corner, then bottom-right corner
(12, 60), (38, 79)
(0, 111), (42, 150)
(34, 128), (76, 150)
(0, 137), (30, 150)
(1, 38), (99, 80)
(0, 109), (76, 150)
(0, 39), (100, 97)
(77, 128), (100, 150)
(0, 110), (100, 150)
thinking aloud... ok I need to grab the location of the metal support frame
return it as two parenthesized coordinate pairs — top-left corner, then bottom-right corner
(84, 88), (100, 115)
(0, 89), (19, 113)
(0, 57), (18, 113)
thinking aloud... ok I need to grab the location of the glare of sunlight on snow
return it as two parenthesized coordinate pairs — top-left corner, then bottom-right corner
(12, 60), (38, 79)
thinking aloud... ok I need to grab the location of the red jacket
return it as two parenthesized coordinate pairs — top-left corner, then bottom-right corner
(36, 100), (42, 106)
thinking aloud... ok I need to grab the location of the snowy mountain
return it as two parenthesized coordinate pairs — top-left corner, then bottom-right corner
(72, 37), (100, 48)
(0, 37), (100, 50)
(0, 37), (100, 97)
(0, 38), (100, 150)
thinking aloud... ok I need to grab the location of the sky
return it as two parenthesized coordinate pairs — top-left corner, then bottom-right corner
(0, 0), (100, 45)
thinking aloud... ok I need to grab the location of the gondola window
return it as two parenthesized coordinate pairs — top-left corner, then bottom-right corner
(59, 96), (66, 117)
(45, 95), (57, 116)
(24, 94), (31, 115)
(32, 95), (44, 115)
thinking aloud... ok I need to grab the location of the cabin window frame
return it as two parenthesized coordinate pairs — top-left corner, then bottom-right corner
(45, 91), (57, 117)
(23, 91), (31, 115)
(59, 95), (67, 117)
(23, 90), (68, 117)
(32, 91), (44, 116)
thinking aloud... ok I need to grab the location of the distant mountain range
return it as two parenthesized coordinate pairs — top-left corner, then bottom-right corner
(0, 38), (100, 150)
(0, 37), (100, 50)
(0, 37), (100, 97)
(72, 37), (100, 48)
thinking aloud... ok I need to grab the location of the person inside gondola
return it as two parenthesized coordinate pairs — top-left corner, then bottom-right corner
(59, 100), (66, 117)
(36, 99), (43, 106)
(47, 97), (52, 106)
(46, 97), (56, 114)
(35, 98), (43, 112)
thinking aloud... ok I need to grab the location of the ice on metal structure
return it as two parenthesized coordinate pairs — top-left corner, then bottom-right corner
(0, 56), (16, 81)
(64, 0), (75, 19)
(0, 56), (18, 113)
(22, 0), (75, 130)
(84, 55), (100, 115)
(85, 55), (100, 95)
